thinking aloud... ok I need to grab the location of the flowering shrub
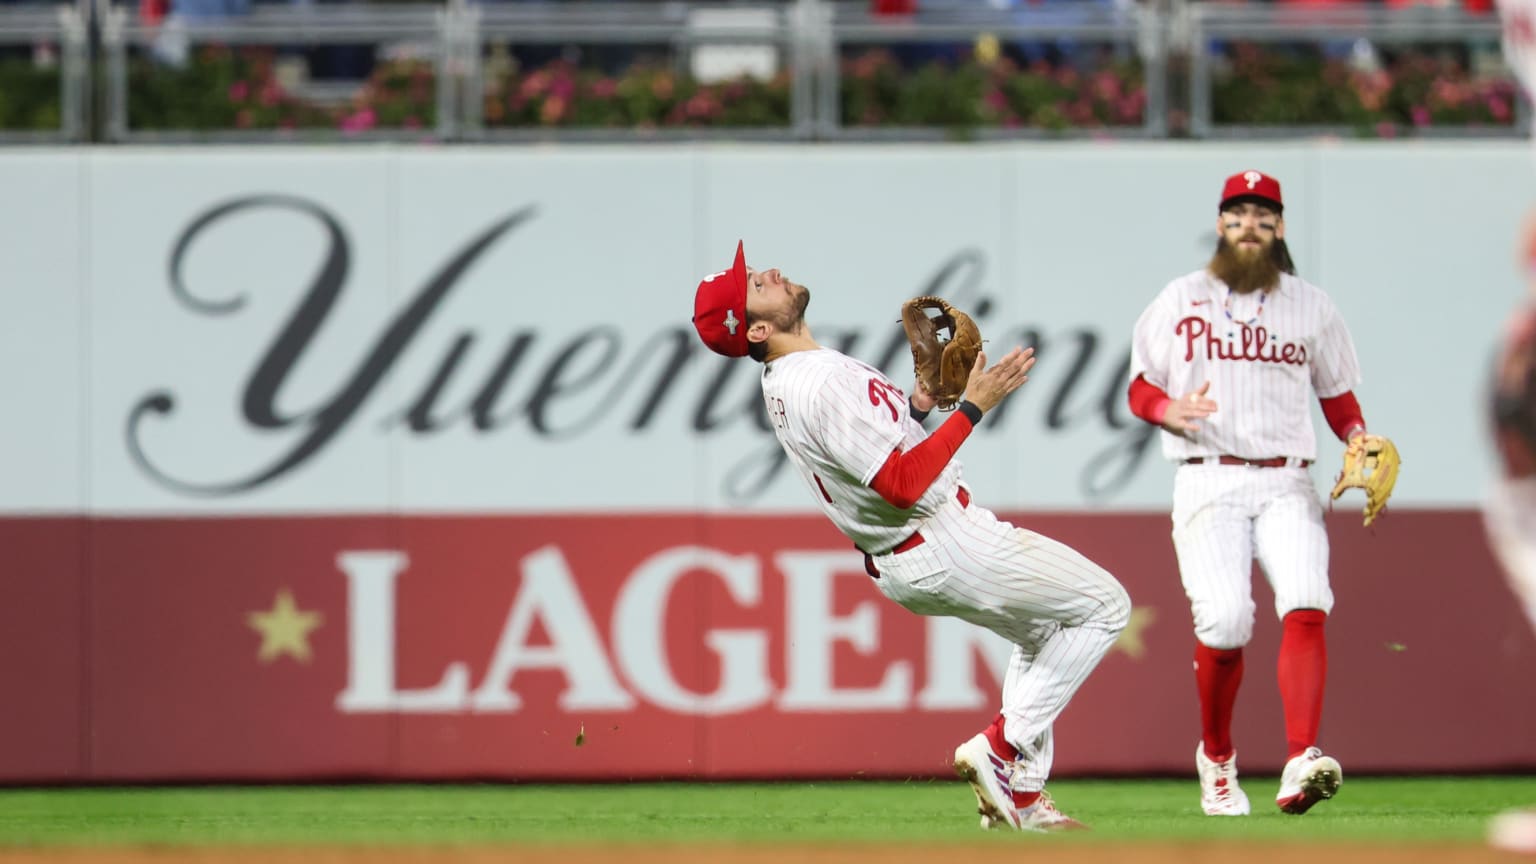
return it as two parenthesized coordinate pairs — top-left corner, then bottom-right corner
(1212, 42), (1518, 135)
(0, 41), (1517, 137)
(128, 45), (435, 133)
(0, 58), (61, 131)
(481, 58), (791, 129)
(840, 47), (1146, 134)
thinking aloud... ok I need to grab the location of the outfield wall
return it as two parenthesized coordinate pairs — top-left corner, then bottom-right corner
(3, 143), (1535, 782)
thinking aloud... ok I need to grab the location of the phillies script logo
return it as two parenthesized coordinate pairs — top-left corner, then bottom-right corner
(1176, 317), (1308, 366)
(126, 196), (1157, 503)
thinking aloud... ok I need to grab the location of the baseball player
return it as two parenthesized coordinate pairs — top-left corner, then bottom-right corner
(1492, 0), (1536, 640)
(1484, 3), (1536, 852)
(691, 241), (1131, 832)
(1484, 295), (1536, 859)
(1127, 171), (1371, 817)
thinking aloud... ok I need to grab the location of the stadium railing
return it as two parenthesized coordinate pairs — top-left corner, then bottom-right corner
(0, 0), (1522, 142)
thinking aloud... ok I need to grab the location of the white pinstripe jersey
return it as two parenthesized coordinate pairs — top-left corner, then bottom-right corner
(1130, 270), (1362, 462)
(760, 348), (963, 553)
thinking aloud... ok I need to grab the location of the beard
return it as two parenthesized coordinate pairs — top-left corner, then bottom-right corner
(767, 283), (811, 333)
(1209, 236), (1282, 295)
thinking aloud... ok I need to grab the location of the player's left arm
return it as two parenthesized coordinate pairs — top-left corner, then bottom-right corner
(870, 350), (1033, 509)
(1315, 299), (1400, 524)
(908, 380), (938, 423)
(1311, 296), (1368, 442)
(1318, 391), (1367, 443)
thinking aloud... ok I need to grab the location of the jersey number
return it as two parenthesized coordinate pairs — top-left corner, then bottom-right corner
(868, 379), (904, 422)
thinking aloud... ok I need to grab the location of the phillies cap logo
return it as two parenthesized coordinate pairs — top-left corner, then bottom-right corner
(723, 309), (740, 335)
(1243, 170), (1262, 189)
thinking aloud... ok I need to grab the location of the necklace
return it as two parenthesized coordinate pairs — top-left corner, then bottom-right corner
(1222, 286), (1266, 327)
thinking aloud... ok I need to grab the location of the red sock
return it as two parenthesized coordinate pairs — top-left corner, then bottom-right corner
(985, 714), (1038, 809)
(1278, 609), (1328, 758)
(1012, 790), (1041, 809)
(1194, 642), (1244, 761)
(984, 713), (1019, 761)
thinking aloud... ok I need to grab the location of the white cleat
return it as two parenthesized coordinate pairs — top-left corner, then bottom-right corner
(1489, 807), (1536, 853)
(1017, 791), (1089, 832)
(954, 733), (1022, 831)
(1196, 743), (1251, 816)
(1275, 746), (1342, 815)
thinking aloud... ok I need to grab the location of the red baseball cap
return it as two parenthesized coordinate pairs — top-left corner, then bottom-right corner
(1219, 170), (1283, 212)
(692, 240), (750, 357)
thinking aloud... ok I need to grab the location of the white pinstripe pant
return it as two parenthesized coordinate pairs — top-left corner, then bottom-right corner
(869, 493), (1131, 791)
(1171, 464), (1334, 650)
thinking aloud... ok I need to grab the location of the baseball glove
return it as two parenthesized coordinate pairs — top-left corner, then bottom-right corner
(901, 296), (983, 410)
(1329, 434), (1400, 527)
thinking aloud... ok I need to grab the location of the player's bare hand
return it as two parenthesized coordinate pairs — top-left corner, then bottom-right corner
(963, 347), (1035, 414)
(1162, 381), (1217, 437)
(910, 380), (938, 414)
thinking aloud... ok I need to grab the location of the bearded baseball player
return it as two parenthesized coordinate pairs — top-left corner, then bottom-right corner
(692, 241), (1130, 832)
(1127, 171), (1380, 817)
(1482, 0), (1536, 850)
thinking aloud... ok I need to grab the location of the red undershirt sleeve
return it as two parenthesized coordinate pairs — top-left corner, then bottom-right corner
(1319, 391), (1366, 442)
(1127, 374), (1171, 426)
(867, 411), (977, 509)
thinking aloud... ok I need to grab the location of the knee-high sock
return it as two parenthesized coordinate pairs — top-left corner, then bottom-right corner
(1195, 642), (1244, 761)
(1278, 609), (1328, 758)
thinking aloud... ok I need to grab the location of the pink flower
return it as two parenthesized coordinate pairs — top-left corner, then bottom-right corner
(1431, 79), (1469, 109)
(519, 71), (551, 101)
(684, 91), (720, 121)
(1117, 93), (1143, 123)
(549, 74), (575, 102)
(259, 82), (281, 108)
(234, 108), (253, 128)
(590, 78), (617, 100)
(1410, 105), (1431, 127)
(540, 97), (567, 125)
(1490, 95), (1513, 122)
(340, 108), (376, 133)
(1091, 70), (1121, 102)
(228, 80), (249, 102)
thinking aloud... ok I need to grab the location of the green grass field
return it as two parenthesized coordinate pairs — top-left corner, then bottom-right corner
(1, 777), (1533, 848)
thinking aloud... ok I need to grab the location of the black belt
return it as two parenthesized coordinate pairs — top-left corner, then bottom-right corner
(1183, 455), (1312, 469)
(861, 487), (971, 579)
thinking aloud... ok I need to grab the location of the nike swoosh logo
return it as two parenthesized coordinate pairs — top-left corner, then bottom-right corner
(1191, 300), (1212, 306)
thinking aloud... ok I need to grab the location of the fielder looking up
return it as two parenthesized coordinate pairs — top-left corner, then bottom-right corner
(691, 241), (1130, 832)
(1128, 171), (1379, 817)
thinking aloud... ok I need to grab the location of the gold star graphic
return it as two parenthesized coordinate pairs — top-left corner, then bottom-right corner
(1111, 607), (1157, 660)
(247, 588), (323, 664)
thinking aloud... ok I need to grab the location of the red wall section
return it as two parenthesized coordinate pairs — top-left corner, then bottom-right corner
(0, 518), (87, 782)
(2, 510), (1532, 782)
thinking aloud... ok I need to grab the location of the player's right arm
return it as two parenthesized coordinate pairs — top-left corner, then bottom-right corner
(1127, 285), (1216, 436)
(1129, 377), (1216, 435)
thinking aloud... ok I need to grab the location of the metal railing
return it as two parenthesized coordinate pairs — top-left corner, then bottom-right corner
(0, 4), (88, 142)
(0, 0), (1522, 142)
